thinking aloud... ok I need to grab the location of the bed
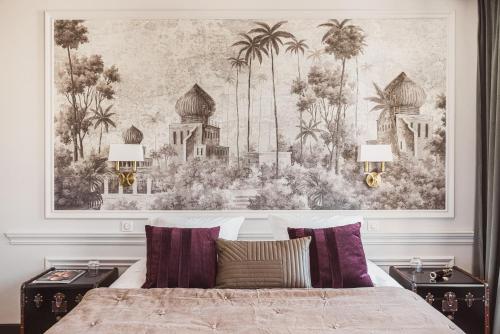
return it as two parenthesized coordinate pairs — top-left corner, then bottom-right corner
(45, 259), (463, 333)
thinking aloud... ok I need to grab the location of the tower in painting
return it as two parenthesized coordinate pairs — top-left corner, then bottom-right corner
(169, 84), (229, 163)
(115, 125), (153, 170)
(375, 72), (432, 159)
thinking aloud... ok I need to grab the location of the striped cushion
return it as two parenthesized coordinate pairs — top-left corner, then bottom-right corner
(142, 225), (220, 288)
(288, 223), (373, 288)
(216, 237), (312, 289)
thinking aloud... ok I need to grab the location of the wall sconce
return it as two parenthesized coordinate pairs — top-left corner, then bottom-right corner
(357, 145), (393, 188)
(108, 144), (144, 186)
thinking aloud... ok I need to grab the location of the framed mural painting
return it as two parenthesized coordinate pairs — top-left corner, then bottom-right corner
(45, 11), (455, 219)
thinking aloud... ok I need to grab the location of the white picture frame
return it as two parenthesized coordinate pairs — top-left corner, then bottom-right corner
(44, 10), (455, 219)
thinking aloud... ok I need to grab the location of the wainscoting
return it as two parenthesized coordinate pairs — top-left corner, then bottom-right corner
(43, 255), (456, 272)
(4, 231), (474, 246)
(4, 230), (472, 271)
(1, 230), (470, 271)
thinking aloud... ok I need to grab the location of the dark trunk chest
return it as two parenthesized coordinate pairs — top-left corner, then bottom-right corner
(21, 268), (118, 334)
(390, 266), (489, 334)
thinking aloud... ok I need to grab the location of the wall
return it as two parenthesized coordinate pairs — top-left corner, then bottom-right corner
(0, 0), (477, 324)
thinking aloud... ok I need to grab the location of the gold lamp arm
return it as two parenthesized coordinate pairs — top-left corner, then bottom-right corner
(365, 172), (381, 188)
(363, 161), (388, 188)
(114, 160), (137, 187)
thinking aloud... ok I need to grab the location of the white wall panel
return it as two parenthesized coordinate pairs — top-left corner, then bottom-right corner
(0, 0), (477, 323)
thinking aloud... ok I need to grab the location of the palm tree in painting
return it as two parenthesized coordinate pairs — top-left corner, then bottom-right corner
(285, 38), (309, 79)
(256, 73), (267, 152)
(232, 33), (268, 153)
(365, 82), (391, 113)
(80, 156), (110, 209)
(296, 119), (321, 154)
(318, 18), (365, 174)
(150, 150), (161, 167)
(223, 74), (235, 145)
(91, 105), (116, 155)
(228, 56), (247, 169)
(285, 37), (309, 164)
(302, 171), (330, 209)
(249, 21), (294, 176)
(159, 144), (177, 166)
(365, 82), (398, 153)
(307, 48), (324, 64)
(143, 111), (164, 151)
(354, 56), (360, 145)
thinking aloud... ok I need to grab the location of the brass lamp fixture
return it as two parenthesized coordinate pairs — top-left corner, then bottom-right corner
(357, 145), (393, 188)
(108, 144), (144, 186)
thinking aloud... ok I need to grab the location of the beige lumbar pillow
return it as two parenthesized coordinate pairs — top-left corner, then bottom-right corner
(216, 237), (312, 289)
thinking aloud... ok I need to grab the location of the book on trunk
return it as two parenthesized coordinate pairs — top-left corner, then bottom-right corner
(31, 270), (85, 284)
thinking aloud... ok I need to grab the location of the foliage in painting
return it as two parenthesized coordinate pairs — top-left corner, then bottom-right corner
(52, 16), (448, 211)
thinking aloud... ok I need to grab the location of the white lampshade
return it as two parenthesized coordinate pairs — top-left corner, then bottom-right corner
(108, 144), (144, 162)
(357, 145), (393, 162)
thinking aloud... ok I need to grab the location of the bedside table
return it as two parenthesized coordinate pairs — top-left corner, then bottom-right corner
(389, 266), (489, 334)
(20, 267), (119, 334)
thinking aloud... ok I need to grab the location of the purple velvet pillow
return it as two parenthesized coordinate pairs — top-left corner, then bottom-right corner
(288, 222), (373, 288)
(142, 225), (220, 289)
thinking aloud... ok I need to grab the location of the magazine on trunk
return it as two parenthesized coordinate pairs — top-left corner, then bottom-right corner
(32, 269), (86, 284)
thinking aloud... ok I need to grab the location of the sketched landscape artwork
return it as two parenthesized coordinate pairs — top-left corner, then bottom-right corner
(49, 14), (450, 212)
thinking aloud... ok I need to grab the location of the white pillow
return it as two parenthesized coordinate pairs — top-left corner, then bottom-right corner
(109, 258), (402, 289)
(149, 216), (244, 240)
(110, 258), (146, 288)
(366, 260), (402, 288)
(269, 214), (365, 240)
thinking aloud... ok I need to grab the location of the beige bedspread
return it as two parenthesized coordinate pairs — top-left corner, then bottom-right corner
(46, 287), (463, 333)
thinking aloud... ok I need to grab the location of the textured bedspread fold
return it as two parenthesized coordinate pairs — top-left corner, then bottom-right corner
(45, 287), (463, 333)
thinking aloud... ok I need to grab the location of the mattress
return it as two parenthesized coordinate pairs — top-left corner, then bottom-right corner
(45, 286), (462, 333)
(110, 258), (403, 288)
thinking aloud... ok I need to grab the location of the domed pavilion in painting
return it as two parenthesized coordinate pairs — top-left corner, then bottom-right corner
(373, 72), (431, 159)
(120, 125), (153, 170)
(169, 84), (229, 163)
